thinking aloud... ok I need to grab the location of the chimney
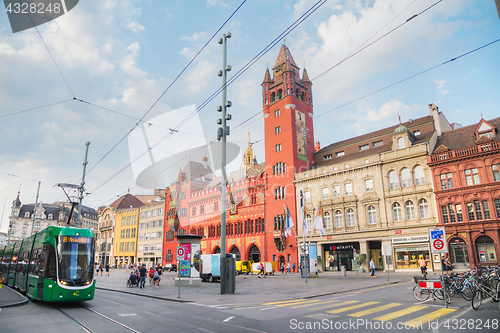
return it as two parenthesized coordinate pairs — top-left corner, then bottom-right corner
(315, 141), (321, 152)
(429, 103), (442, 136)
(202, 156), (208, 169)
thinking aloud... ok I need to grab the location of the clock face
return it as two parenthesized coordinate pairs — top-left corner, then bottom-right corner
(275, 65), (283, 76)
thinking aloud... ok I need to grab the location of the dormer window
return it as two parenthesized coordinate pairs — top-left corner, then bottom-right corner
(475, 118), (496, 140)
(335, 151), (344, 157)
(323, 154), (332, 160)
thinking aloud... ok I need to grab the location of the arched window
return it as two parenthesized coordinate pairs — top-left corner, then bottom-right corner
(397, 137), (405, 149)
(296, 89), (300, 98)
(414, 165), (425, 185)
(271, 92), (276, 102)
(346, 208), (355, 227)
(367, 206), (377, 224)
(405, 201), (415, 220)
(401, 168), (412, 188)
(392, 202), (402, 222)
(419, 199), (429, 219)
(389, 171), (399, 190)
(25, 212), (30, 218)
(277, 89), (283, 99)
(334, 210), (342, 228)
(324, 212), (331, 229)
(305, 214), (312, 230)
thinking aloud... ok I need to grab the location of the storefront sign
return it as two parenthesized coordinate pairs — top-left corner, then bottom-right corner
(392, 235), (429, 244)
(326, 244), (355, 251)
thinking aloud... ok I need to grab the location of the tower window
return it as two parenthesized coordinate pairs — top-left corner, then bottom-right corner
(275, 126), (281, 134)
(275, 144), (281, 152)
(274, 109), (280, 117)
(277, 89), (283, 99)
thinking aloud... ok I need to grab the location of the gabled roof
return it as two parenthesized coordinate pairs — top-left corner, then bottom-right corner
(181, 161), (213, 182)
(109, 194), (144, 210)
(434, 117), (500, 152)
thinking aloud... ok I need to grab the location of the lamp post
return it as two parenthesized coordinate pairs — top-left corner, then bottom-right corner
(217, 31), (232, 294)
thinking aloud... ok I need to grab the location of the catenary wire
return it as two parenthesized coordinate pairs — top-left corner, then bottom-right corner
(0, 99), (74, 118)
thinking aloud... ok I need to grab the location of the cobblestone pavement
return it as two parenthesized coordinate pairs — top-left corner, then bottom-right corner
(95, 268), (407, 304)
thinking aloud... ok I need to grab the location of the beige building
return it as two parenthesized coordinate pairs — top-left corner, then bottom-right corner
(295, 105), (453, 273)
(137, 198), (165, 266)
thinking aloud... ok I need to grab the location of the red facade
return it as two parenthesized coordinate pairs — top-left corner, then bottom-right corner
(427, 117), (500, 269)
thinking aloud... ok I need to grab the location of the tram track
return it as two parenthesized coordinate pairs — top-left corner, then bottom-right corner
(53, 303), (141, 333)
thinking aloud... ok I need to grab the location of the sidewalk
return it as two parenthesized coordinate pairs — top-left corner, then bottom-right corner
(0, 284), (29, 308)
(95, 269), (405, 304)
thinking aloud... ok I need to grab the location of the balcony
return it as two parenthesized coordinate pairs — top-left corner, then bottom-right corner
(429, 141), (500, 163)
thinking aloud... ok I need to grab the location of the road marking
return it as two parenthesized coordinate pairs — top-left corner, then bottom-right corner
(223, 316), (234, 322)
(216, 307), (228, 310)
(262, 299), (306, 305)
(403, 308), (456, 328)
(327, 302), (379, 314)
(373, 305), (427, 321)
(309, 301), (358, 311)
(274, 299), (322, 307)
(291, 300), (338, 308)
(234, 305), (270, 310)
(260, 307), (276, 311)
(348, 303), (402, 317)
(118, 313), (138, 317)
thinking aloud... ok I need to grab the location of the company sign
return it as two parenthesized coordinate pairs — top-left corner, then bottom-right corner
(391, 235), (429, 244)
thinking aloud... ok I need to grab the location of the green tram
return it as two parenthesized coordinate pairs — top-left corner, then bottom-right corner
(0, 226), (95, 302)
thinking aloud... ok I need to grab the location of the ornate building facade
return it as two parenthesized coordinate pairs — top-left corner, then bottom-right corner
(427, 116), (500, 269)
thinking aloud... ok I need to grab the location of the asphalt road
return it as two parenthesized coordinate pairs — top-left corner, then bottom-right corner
(1, 276), (499, 333)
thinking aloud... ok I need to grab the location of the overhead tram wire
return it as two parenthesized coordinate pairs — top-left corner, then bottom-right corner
(85, 0), (328, 196)
(82, 0), (247, 180)
(0, 99), (74, 118)
(312, 0), (443, 82)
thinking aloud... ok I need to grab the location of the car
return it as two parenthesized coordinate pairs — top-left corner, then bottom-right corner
(163, 264), (177, 272)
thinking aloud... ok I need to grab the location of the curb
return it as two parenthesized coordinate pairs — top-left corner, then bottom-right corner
(0, 287), (30, 308)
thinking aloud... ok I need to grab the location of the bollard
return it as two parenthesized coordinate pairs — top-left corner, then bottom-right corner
(341, 265), (346, 277)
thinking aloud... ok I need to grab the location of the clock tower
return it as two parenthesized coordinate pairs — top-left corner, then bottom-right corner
(262, 44), (314, 265)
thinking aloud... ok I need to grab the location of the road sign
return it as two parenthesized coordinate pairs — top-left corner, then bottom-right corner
(176, 246), (185, 260)
(428, 227), (448, 254)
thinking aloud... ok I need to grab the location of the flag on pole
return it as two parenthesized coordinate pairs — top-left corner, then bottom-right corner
(313, 202), (326, 237)
(300, 182), (308, 236)
(283, 203), (294, 237)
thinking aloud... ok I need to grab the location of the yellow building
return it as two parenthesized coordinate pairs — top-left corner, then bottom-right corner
(112, 194), (143, 267)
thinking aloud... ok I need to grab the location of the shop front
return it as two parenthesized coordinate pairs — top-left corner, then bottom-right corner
(448, 237), (469, 270)
(392, 235), (430, 270)
(323, 242), (359, 271)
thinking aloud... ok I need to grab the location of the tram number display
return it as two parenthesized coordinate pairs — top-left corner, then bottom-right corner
(59, 236), (92, 244)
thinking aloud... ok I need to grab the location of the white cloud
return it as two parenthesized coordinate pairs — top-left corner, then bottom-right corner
(127, 22), (145, 32)
(433, 79), (450, 96)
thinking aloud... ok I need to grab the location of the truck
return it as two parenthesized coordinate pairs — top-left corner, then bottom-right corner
(200, 254), (220, 282)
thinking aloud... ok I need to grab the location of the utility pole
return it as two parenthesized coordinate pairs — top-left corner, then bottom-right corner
(77, 142), (90, 228)
(217, 32), (232, 294)
(30, 181), (41, 236)
(7, 199), (16, 245)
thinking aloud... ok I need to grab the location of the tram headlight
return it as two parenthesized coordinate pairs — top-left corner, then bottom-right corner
(60, 280), (67, 285)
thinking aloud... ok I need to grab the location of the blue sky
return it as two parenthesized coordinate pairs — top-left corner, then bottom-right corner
(1, 0), (499, 233)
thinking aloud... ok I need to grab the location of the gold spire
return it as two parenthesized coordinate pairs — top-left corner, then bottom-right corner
(244, 131), (254, 173)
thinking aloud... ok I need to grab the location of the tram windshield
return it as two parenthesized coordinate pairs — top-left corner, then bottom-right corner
(56, 236), (94, 285)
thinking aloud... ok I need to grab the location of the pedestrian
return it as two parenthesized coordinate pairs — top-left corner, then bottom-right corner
(441, 255), (448, 275)
(370, 258), (376, 278)
(292, 262), (296, 273)
(258, 262), (265, 278)
(105, 263), (110, 276)
(157, 267), (162, 286)
(287, 262), (290, 274)
(139, 264), (147, 288)
(148, 267), (154, 285)
(418, 256), (427, 279)
(281, 262), (285, 274)
(153, 268), (160, 288)
(99, 264), (104, 276)
(96, 263), (99, 275)
(445, 254), (454, 274)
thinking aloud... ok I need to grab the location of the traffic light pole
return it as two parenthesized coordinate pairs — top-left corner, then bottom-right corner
(77, 141), (90, 228)
(218, 32), (231, 294)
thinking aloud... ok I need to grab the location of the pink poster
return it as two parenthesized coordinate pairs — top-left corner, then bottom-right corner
(180, 243), (191, 261)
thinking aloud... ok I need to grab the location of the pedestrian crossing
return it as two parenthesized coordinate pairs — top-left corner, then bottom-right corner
(261, 298), (456, 325)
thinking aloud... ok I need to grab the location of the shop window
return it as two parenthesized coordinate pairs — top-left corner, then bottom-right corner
(493, 164), (500, 181)
(334, 210), (342, 228)
(367, 206), (377, 224)
(441, 206), (449, 223)
(346, 208), (355, 227)
(401, 169), (412, 188)
(419, 199), (429, 219)
(392, 203), (402, 222)
(465, 168), (480, 186)
(475, 236), (497, 262)
(404, 201), (414, 220)
(324, 212), (331, 229)
(389, 171), (399, 190)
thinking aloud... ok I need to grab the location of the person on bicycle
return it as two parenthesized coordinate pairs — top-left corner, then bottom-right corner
(418, 256), (427, 278)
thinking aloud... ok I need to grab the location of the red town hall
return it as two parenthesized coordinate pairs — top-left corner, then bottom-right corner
(427, 115), (500, 269)
(163, 45), (315, 267)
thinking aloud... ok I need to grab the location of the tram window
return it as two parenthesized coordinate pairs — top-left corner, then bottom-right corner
(45, 245), (57, 281)
(29, 247), (43, 276)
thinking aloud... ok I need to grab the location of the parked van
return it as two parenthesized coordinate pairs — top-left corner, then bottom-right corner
(200, 254), (220, 282)
(236, 260), (253, 274)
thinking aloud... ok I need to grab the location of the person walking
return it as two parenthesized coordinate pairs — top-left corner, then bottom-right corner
(292, 262), (296, 273)
(418, 256), (427, 279)
(445, 254), (454, 274)
(105, 263), (110, 276)
(370, 258), (376, 278)
(139, 264), (147, 288)
(153, 268), (160, 288)
(258, 262), (265, 278)
(287, 262), (290, 274)
(156, 267), (162, 286)
(99, 264), (104, 276)
(441, 255), (448, 275)
(281, 262), (285, 274)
